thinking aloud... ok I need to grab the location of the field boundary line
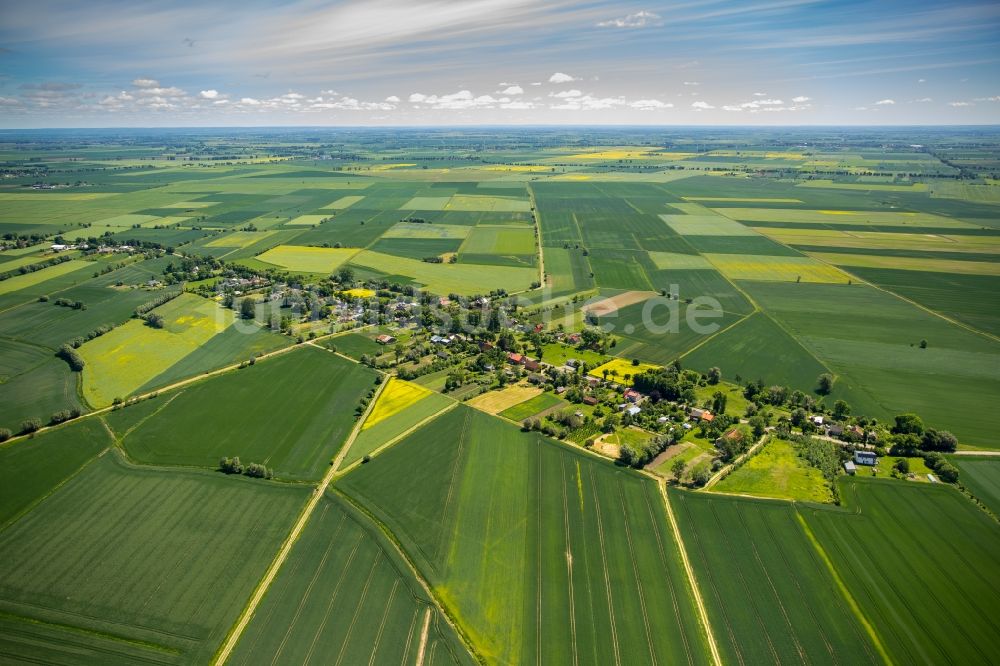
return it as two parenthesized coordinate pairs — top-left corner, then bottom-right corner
(0, 324), (378, 449)
(807, 253), (1000, 344)
(0, 433), (111, 533)
(657, 481), (723, 666)
(331, 488), (484, 664)
(212, 372), (388, 665)
(527, 183), (545, 288)
(334, 401), (457, 477)
(794, 509), (894, 666)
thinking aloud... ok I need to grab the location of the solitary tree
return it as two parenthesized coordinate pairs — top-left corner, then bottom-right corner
(833, 399), (851, 420)
(816, 373), (835, 395)
(240, 297), (256, 320)
(707, 367), (722, 385)
(671, 458), (687, 480)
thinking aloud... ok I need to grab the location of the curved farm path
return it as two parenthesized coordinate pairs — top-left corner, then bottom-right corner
(657, 480), (723, 666)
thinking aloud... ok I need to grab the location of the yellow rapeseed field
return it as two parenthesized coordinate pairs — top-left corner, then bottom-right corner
(363, 378), (433, 429)
(589, 359), (660, 385)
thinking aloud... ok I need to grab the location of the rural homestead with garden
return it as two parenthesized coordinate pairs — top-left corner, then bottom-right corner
(1, 1), (998, 664)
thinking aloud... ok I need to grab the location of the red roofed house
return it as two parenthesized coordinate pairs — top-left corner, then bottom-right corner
(689, 407), (714, 422)
(507, 352), (525, 365)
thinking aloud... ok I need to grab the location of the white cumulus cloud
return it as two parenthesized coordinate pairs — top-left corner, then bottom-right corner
(875, 99), (895, 105)
(691, 101), (714, 110)
(199, 90), (220, 99)
(549, 72), (578, 84)
(500, 85), (524, 95)
(792, 96), (810, 103)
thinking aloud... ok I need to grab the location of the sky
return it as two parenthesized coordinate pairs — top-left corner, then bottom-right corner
(0, 0), (998, 127)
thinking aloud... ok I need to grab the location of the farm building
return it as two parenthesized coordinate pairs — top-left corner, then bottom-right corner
(689, 408), (714, 422)
(582, 395), (599, 406)
(844, 461), (857, 475)
(375, 334), (396, 344)
(623, 389), (641, 403)
(624, 405), (641, 417)
(524, 359), (541, 372)
(507, 352), (525, 365)
(854, 450), (878, 466)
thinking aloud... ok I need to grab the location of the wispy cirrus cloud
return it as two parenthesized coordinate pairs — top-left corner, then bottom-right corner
(596, 10), (662, 29)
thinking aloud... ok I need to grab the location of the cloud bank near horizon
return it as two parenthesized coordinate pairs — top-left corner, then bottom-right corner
(0, 0), (998, 127)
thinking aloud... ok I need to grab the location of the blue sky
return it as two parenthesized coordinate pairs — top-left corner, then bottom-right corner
(1, 0), (998, 127)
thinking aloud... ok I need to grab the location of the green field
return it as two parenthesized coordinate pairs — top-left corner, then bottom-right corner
(228, 492), (473, 666)
(255, 245), (359, 272)
(952, 456), (1000, 516)
(672, 490), (881, 665)
(338, 405), (709, 665)
(343, 390), (453, 467)
(77, 293), (235, 407)
(802, 478), (1000, 665)
(743, 281), (1000, 446)
(498, 391), (566, 421)
(0, 453), (308, 664)
(712, 438), (833, 503)
(349, 249), (537, 295)
(0, 129), (998, 666)
(105, 347), (375, 479)
(0, 419), (111, 527)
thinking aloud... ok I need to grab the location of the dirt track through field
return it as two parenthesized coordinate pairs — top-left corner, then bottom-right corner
(211, 377), (389, 665)
(415, 608), (432, 666)
(657, 480), (723, 666)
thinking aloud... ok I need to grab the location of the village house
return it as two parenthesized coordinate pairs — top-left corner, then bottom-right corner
(582, 395), (599, 406)
(854, 450), (878, 466)
(375, 334), (396, 345)
(524, 358), (541, 372)
(689, 407), (714, 422)
(507, 352), (525, 365)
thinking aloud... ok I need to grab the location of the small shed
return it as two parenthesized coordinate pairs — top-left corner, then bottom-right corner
(844, 461), (857, 475)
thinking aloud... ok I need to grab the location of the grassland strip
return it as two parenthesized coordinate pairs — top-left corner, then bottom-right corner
(704, 434), (768, 489)
(793, 510), (893, 666)
(212, 376), (388, 665)
(658, 483), (723, 666)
